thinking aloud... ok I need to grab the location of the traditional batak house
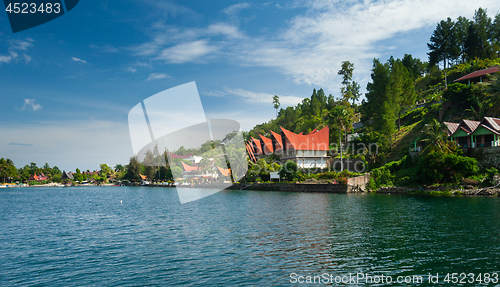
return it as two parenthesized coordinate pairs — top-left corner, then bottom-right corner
(248, 126), (330, 169)
(249, 137), (263, 160)
(29, 173), (48, 182)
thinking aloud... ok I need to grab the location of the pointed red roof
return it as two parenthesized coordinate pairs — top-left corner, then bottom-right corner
(245, 143), (256, 162)
(270, 130), (283, 153)
(250, 137), (262, 155)
(216, 166), (231, 177)
(259, 135), (274, 154)
(453, 119), (480, 136)
(444, 122), (459, 136)
(475, 117), (500, 135)
(280, 126), (329, 151)
(307, 128), (318, 135)
(181, 161), (199, 171)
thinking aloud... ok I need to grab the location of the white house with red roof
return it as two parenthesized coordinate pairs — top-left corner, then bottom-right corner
(248, 126), (330, 169)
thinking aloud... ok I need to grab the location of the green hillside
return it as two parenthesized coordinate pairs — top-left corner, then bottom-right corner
(247, 7), (500, 188)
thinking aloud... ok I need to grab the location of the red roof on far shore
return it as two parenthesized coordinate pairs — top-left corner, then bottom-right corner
(280, 126), (329, 151)
(216, 166), (231, 177)
(454, 66), (500, 82)
(170, 153), (193, 159)
(181, 161), (199, 171)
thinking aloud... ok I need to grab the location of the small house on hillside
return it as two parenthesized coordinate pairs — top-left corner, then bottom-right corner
(447, 117), (500, 148)
(454, 66), (500, 85)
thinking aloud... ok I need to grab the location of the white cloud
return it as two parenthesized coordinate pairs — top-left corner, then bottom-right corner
(21, 99), (42, 111)
(132, 0), (500, 91)
(222, 3), (251, 15)
(156, 40), (217, 63)
(0, 38), (34, 65)
(146, 73), (170, 81)
(126, 67), (137, 73)
(207, 23), (245, 39)
(71, 57), (88, 64)
(23, 54), (31, 65)
(0, 52), (15, 64)
(89, 43), (119, 53)
(9, 39), (34, 51)
(210, 87), (303, 106)
(232, 0), (500, 90)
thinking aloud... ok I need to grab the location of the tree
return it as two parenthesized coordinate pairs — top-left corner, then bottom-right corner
(493, 13), (500, 56)
(0, 158), (17, 183)
(142, 150), (156, 181)
(273, 95), (280, 118)
(389, 58), (416, 131)
(229, 148), (248, 180)
(363, 59), (396, 138)
(99, 164), (112, 182)
(483, 73), (500, 117)
(126, 156), (142, 181)
(454, 16), (471, 63)
(402, 54), (425, 80)
(114, 164), (124, 173)
(420, 119), (451, 154)
(465, 8), (494, 61)
(428, 17), (459, 88)
(328, 104), (353, 171)
(338, 61), (361, 105)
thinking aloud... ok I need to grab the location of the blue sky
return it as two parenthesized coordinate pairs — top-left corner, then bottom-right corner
(1, 0), (500, 172)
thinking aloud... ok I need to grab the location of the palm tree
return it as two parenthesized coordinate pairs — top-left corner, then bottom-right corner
(229, 148), (248, 180)
(483, 73), (500, 117)
(328, 105), (351, 171)
(420, 119), (451, 153)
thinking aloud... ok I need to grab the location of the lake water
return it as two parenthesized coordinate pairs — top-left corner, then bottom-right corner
(1, 187), (500, 286)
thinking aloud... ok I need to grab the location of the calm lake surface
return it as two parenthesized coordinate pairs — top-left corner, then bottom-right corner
(1, 187), (500, 286)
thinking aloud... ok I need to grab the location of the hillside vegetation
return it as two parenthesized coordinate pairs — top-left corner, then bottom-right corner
(246, 7), (500, 188)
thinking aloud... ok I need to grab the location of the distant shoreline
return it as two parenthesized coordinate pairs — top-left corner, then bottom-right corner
(3, 182), (499, 196)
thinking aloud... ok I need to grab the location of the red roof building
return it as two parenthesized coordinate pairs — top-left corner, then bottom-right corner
(181, 161), (199, 171)
(247, 126), (330, 168)
(280, 126), (329, 151)
(259, 134), (274, 155)
(245, 143), (257, 162)
(216, 166), (231, 177)
(170, 153), (193, 159)
(449, 117), (500, 148)
(250, 137), (262, 157)
(454, 66), (500, 85)
(270, 130), (283, 154)
(30, 173), (48, 181)
(444, 122), (459, 136)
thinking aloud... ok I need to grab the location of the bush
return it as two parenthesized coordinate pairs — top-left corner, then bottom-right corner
(279, 160), (298, 181)
(417, 152), (478, 184)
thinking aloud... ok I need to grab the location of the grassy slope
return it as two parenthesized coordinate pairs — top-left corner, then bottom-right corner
(387, 121), (424, 162)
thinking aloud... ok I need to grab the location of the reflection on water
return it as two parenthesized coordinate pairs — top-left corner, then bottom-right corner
(1, 187), (500, 286)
